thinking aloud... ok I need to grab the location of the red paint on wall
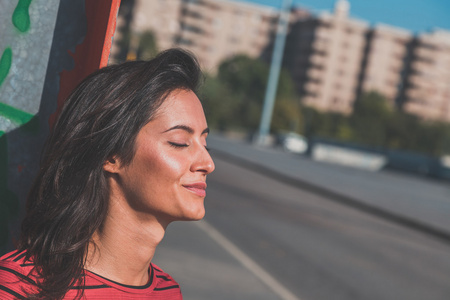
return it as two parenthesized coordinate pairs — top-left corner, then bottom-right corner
(49, 0), (121, 128)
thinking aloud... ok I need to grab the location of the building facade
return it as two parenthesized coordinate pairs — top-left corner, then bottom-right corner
(402, 30), (450, 121)
(285, 0), (368, 114)
(114, 0), (279, 73)
(176, 0), (279, 72)
(112, 0), (450, 122)
(361, 24), (412, 105)
(285, 0), (450, 122)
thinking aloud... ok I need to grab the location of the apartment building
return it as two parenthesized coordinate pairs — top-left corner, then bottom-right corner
(286, 2), (450, 121)
(285, 0), (368, 114)
(112, 0), (450, 122)
(361, 24), (412, 105)
(285, 0), (450, 123)
(110, 0), (183, 62)
(176, 0), (280, 72)
(114, 0), (279, 73)
(132, 0), (183, 51)
(402, 30), (450, 122)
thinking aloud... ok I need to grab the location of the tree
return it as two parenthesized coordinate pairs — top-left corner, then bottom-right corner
(350, 91), (392, 147)
(301, 106), (351, 141)
(201, 55), (301, 133)
(298, 91), (450, 156)
(200, 74), (238, 131)
(272, 96), (302, 134)
(137, 30), (158, 60)
(386, 111), (420, 150)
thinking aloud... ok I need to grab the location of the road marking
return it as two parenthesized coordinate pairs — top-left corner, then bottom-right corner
(196, 220), (302, 300)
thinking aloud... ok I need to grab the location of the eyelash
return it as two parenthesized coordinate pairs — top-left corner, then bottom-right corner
(168, 142), (188, 148)
(168, 142), (210, 152)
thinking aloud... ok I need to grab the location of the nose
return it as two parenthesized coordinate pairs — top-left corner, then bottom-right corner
(191, 144), (215, 175)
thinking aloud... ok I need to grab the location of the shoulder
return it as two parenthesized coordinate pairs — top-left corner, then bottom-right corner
(0, 250), (37, 299)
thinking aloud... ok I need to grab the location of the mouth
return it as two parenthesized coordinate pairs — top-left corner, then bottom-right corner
(183, 182), (207, 197)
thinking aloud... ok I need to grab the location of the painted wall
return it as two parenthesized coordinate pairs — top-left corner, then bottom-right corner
(0, 0), (120, 252)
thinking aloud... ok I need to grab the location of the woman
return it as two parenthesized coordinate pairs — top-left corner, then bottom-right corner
(0, 48), (215, 299)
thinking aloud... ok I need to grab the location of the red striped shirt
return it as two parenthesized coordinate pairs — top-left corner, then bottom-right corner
(0, 250), (182, 299)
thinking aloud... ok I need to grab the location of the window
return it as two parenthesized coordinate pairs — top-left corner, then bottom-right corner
(182, 24), (203, 34)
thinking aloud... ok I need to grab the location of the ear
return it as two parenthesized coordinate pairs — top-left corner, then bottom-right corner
(103, 156), (122, 174)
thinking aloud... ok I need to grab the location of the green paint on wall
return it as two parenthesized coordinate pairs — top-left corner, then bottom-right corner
(0, 47), (12, 87)
(0, 102), (34, 126)
(12, 0), (32, 33)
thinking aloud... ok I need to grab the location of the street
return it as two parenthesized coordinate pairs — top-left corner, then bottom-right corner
(155, 153), (450, 299)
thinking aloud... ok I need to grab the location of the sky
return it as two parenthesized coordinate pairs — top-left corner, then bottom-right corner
(240, 0), (450, 34)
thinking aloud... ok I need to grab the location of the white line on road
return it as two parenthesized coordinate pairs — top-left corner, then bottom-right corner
(195, 220), (302, 300)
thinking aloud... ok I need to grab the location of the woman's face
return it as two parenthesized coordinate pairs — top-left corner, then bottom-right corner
(107, 89), (215, 225)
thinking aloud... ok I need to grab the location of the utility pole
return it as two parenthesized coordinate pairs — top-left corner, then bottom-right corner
(257, 0), (292, 146)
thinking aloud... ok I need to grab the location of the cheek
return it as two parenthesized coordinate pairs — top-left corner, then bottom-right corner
(155, 152), (188, 187)
(160, 153), (186, 178)
(132, 146), (186, 186)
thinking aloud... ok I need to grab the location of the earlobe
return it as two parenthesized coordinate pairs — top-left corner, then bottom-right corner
(103, 156), (121, 173)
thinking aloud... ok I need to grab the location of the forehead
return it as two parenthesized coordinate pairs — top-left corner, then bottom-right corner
(151, 89), (207, 129)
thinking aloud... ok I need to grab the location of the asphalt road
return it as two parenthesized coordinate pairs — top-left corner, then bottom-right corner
(206, 135), (450, 239)
(154, 140), (450, 300)
(155, 155), (450, 300)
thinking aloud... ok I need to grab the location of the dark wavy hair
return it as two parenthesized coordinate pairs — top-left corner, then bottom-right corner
(18, 48), (202, 299)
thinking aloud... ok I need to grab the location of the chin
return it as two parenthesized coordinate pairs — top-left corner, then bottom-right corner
(188, 210), (206, 221)
(194, 210), (206, 220)
(181, 206), (206, 221)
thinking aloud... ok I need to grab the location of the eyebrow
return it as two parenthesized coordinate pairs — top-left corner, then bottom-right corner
(163, 125), (209, 135)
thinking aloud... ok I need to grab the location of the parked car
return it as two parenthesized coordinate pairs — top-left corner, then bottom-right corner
(277, 132), (308, 154)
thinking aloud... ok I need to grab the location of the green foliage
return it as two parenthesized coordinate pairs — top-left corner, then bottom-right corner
(201, 55), (302, 133)
(215, 55), (269, 130)
(350, 91), (392, 147)
(302, 107), (349, 141)
(272, 96), (303, 133)
(201, 54), (450, 156)
(385, 111), (420, 150)
(201, 74), (238, 131)
(137, 31), (158, 60)
(303, 91), (450, 156)
(114, 30), (159, 63)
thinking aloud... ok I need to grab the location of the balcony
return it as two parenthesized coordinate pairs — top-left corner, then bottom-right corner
(307, 67), (325, 80)
(414, 47), (437, 60)
(304, 81), (321, 94)
(310, 53), (326, 66)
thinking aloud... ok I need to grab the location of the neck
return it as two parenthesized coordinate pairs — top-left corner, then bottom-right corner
(85, 194), (167, 286)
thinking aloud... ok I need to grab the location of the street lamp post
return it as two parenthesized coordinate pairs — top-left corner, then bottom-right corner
(257, 0), (292, 146)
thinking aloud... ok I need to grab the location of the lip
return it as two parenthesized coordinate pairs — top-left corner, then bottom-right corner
(183, 182), (207, 197)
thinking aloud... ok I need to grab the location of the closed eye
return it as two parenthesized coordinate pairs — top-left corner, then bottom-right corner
(168, 142), (188, 148)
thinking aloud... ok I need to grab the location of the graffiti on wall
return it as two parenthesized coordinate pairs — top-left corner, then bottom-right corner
(0, 0), (60, 251)
(0, 0), (120, 252)
(0, 0), (31, 84)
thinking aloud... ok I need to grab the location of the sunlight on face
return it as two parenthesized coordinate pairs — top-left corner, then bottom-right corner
(113, 89), (215, 225)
